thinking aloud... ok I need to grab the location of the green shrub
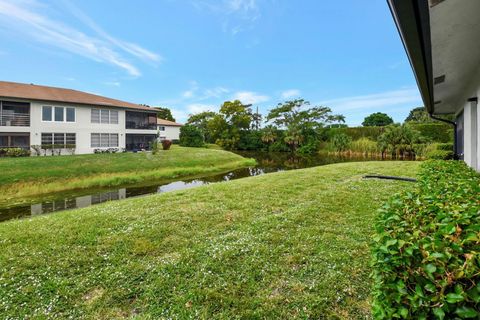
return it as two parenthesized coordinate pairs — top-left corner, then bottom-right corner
(426, 149), (454, 160)
(372, 160), (480, 319)
(331, 133), (352, 152)
(151, 140), (160, 155)
(179, 125), (204, 147)
(350, 137), (379, 155)
(406, 122), (453, 143)
(0, 148), (30, 157)
(237, 131), (264, 150)
(436, 143), (454, 151)
(326, 126), (385, 141)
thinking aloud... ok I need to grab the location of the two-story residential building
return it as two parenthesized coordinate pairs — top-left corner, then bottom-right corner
(0, 81), (159, 154)
(387, 0), (480, 171)
(157, 118), (182, 141)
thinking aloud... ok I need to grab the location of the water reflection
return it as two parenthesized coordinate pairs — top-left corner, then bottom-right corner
(0, 152), (398, 222)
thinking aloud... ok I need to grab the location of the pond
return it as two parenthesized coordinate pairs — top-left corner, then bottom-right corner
(0, 152), (402, 222)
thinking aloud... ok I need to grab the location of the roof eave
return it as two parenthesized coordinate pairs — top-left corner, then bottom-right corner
(387, 0), (435, 114)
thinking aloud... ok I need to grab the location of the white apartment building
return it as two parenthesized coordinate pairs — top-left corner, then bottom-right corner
(0, 81), (160, 154)
(157, 118), (182, 141)
(388, 0), (480, 171)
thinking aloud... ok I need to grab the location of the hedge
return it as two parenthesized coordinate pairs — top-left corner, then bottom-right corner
(372, 160), (480, 319)
(407, 123), (454, 143)
(326, 123), (453, 143)
(325, 126), (385, 141)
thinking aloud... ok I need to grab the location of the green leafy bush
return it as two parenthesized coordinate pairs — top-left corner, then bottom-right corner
(331, 133), (352, 152)
(237, 130), (264, 150)
(179, 125), (204, 147)
(406, 122), (454, 143)
(350, 137), (379, 155)
(372, 160), (480, 319)
(436, 143), (454, 151)
(425, 149), (454, 160)
(326, 126), (385, 141)
(0, 148), (30, 157)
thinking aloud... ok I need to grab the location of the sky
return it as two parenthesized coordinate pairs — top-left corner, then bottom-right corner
(0, 0), (423, 125)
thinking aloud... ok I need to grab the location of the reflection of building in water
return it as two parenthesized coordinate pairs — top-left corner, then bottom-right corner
(29, 189), (127, 215)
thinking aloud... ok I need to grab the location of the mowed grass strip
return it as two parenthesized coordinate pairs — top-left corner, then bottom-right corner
(0, 146), (255, 202)
(0, 161), (420, 319)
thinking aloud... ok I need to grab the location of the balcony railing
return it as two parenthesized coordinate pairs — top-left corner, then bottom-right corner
(0, 113), (30, 127)
(125, 121), (157, 130)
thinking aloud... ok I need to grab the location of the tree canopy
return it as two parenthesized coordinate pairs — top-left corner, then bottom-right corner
(154, 107), (175, 122)
(404, 106), (455, 123)
(266, 99), (345, 151)
(362, 112), (394, 127)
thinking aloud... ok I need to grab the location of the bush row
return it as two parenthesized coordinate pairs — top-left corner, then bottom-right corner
(372, 160), (480, 319)
(324, 123), (453, 143)
(0, 148), (30, 157)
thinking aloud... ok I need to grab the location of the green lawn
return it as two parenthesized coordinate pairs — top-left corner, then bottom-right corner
(0, 146), (255, 203)
(0, 161), (420, 319)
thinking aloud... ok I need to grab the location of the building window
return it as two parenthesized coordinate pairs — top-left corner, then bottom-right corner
(91, 109), (118, 124)
(42, 106), (52, 121)
(100, 110), (109, 123)
(66, 108), (75, 122)
(159, 126), (165, 131)
(110, 110), (119, 124)
(41, 133), (76, 148)
(65, 133), (76, 146)
(91, 133), (118, 148)
(43, 106), (75, 122)
(41, 133), (53, 146)
(91, 109), (100, 123)
(91, 133), (100, 147)
(54, 107), (64, 122)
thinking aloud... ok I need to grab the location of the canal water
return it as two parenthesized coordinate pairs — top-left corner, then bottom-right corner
(0, 152), (392, 222)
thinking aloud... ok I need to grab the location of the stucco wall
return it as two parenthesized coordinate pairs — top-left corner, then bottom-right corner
(158, 125), (181, 140)
(454, 68), (480, 171)
(1, 98), (158, 155)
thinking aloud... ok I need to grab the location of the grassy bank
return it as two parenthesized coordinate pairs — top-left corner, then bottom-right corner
(0, 146), (255, 203)
(0, 161), (420, 319)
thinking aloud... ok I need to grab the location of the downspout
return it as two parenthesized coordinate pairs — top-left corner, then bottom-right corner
(428, 113), (458, 160)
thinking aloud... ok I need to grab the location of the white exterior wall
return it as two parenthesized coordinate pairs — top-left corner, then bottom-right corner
(29, 101), (127, 154)
(1, 98), (158, 155)
(455, 69), (480, 171)
(158, 125), (181, 140)
(463, 101), (478, 170)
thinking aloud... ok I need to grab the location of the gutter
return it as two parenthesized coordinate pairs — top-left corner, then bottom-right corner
(428, 113), (458, 159)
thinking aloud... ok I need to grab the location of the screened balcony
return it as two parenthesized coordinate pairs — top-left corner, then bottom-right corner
(125, 111), (157, 130)
(0, 101), (30, 127)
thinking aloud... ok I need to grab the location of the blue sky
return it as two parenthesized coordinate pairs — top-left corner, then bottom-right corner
(0, 0), (422, 125)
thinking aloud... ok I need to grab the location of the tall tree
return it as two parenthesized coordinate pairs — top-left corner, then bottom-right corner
(362, 112), (394, 127)
(404, 106), (455, 122)
(186, 111), (217, 143)
(154, 107), (176, 122)
(208, 100), (254, 149)
(266, 99), (344, 151)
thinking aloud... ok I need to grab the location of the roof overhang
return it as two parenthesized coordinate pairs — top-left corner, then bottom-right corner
(388, 0), (480, 115)
(387, 0), (434, 113)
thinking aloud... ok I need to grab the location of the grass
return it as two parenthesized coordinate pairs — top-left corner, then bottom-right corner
(0, 146), (255, 203)
(0, 161), (420, 319)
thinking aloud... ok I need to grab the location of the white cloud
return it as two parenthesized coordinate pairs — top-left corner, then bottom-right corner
(281, 89), (301, 99)
(201, 87), (229, 99)
(192, 0), (260, 35)
(103, 81), (121, 87)
(186, 103), (214, 114)
(169, 103), (214, 123)
(0, 0), (160, 76)
(319, 88), (422, 112)
(232, 91), (269, 104)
